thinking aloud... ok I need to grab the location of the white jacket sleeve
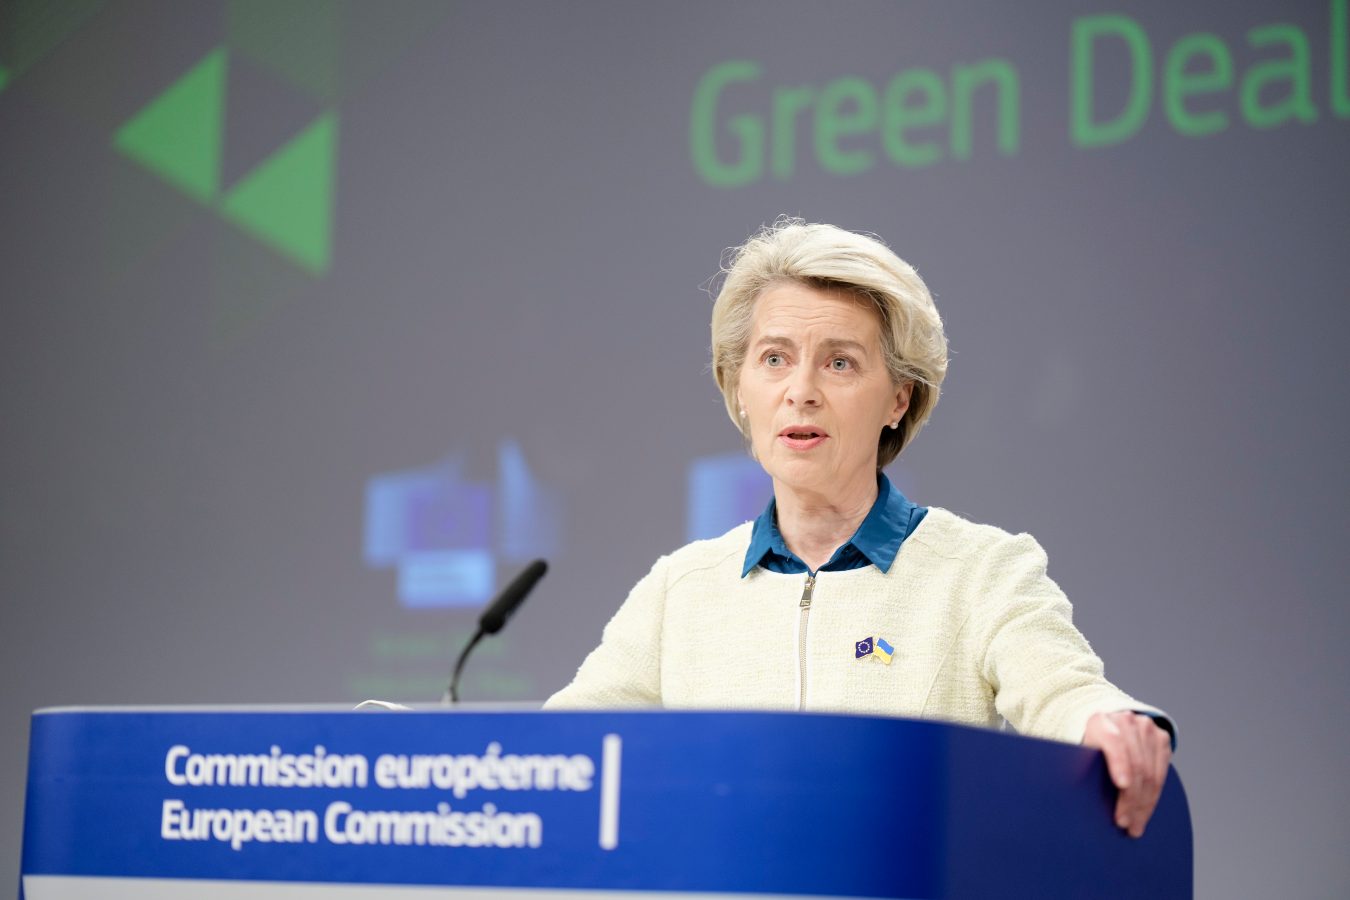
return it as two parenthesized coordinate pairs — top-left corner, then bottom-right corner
(973, 533), (1167, 744)
(542, 556), (668, 709)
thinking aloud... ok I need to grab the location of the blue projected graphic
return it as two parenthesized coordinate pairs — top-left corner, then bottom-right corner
(686, 453), (773, 542)
(364, 442), (561, 609)
(497, 440), (561, 564)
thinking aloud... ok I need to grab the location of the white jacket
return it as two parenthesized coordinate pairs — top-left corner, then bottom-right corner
(545, 508), (1164, 744)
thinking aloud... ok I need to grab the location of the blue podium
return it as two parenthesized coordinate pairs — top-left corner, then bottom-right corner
(21, 706), (1190, 898)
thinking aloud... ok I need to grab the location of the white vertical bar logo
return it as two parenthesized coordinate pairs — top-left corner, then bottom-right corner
(598, 733), (622, 850)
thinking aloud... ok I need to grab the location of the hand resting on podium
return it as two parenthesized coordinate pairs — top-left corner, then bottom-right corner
(1083, 709), (1174, 838)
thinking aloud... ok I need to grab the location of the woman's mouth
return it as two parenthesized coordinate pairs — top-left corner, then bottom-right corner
(778, 427), (828, 451)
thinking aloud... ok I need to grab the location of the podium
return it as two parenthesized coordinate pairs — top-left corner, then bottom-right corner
(20, 706), (1191, 898)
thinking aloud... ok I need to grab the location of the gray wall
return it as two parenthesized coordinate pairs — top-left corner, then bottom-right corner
(3, 1), (1348, 895)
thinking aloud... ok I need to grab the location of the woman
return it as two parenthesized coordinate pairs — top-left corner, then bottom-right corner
(546, 219), (1173, 837)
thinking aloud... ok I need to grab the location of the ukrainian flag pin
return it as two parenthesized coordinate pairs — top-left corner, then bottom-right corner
(874, 637), (895, 665)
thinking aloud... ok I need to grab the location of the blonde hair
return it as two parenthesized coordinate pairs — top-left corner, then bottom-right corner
(710, 218), (948, 467)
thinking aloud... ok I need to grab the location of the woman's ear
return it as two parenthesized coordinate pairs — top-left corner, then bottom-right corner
(891, 381), (914, 425)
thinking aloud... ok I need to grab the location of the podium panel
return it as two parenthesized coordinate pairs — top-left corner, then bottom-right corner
(20, 707), (1191, 898)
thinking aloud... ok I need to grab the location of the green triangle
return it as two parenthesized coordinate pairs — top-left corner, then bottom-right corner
(114, 48), (226, 203)
(219, 111), (336, 275)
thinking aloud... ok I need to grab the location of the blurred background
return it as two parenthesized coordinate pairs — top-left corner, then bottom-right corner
(2, 1), (1347, 895)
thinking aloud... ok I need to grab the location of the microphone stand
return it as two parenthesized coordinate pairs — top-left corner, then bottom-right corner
(444, 629), (484, 704)
(441, 558), (548, 705)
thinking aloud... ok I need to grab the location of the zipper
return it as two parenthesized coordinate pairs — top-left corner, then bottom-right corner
(797, 574), (816, 710)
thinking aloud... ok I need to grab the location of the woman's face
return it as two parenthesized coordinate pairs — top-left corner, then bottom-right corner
(738, 281), (912, 500)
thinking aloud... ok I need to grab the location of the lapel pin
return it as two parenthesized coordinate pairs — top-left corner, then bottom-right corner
(874, 637), (895, 665)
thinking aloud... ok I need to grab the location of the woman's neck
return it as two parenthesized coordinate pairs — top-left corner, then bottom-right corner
(773, 475), (878, 573)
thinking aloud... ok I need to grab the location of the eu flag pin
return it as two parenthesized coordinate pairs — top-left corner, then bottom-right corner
(855, 637), (874, 659)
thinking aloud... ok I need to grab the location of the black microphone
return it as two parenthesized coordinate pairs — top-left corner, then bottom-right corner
(443, 559), (548, 704)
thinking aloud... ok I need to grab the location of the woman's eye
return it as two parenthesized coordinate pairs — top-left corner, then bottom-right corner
(765, 353), (784, 367)
(830, 357), (851, 371)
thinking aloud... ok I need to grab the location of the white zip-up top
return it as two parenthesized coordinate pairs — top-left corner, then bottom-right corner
(545, 508), (1163, 745)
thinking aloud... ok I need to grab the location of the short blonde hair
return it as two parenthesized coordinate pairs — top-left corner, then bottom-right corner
(710, 218), (948, 467)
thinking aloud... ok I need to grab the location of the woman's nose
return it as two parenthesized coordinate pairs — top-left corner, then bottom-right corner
(785, 368), (822, 406)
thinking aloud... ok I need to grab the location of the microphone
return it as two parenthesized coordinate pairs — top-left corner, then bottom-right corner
(443, 559), (548, 704)
(480, 558), (547, 635)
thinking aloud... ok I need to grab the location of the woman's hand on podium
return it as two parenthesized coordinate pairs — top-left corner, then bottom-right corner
(1082, 710), (1173, 838)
